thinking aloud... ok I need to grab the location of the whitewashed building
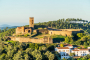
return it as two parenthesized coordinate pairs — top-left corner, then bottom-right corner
(55, 44), (90, 59)
(72, 48), (90, 56)
(55, 47), (70, 59)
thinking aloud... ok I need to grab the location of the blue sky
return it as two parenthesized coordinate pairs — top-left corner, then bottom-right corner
(0, 0), (90, 26)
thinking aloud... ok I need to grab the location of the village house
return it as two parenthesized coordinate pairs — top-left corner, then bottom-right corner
(72, 48), (90, 56)
(55, 47), (70, 59)
(55, 44), (90, 59)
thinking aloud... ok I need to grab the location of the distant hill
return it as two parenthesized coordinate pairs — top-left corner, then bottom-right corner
(0, 26), (18, 30)
(0, 24), (11, 27)
(0, 24), (19, 30)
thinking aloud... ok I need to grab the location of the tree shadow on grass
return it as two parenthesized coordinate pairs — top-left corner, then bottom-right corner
(31, 33), (42, 37)
(53, 38), (65, 43)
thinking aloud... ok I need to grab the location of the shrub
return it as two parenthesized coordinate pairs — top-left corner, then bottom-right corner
(77, 47), (82, 49)
(24, 34), (30, 37)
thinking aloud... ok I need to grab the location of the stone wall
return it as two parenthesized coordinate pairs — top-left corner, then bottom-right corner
(49, 30), (72, 36)
(16, 27), (22, 34)
(9, 37), (53, 43)
(49, 29), (84, 36)
(37, 29), (48, 34)
(16, 26), (32, 35)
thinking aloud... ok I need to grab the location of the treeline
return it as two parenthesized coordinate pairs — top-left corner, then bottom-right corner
(0, 27), (8, 33)
(0, 28), (15, 41)
(0, 28), (15, 37)
(34, 18), (90, 33)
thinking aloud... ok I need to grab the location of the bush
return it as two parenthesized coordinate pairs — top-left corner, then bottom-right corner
(24, 34), (30, 37)
(77, 47), (82, 49)
(84, 46), (87, 49)
(60, 44), (64, 47)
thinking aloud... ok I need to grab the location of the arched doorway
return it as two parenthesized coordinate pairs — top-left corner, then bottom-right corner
(28, 30), (30, 33)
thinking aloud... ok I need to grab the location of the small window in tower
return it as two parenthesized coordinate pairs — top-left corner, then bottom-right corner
(32, 20), (33, 24)
(51, 31), (52, 34)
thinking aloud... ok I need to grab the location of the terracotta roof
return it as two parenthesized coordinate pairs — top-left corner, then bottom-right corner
(79, 49), (88, 50)
(68, 44), (73, 46)
(72, 50), (79, 51)
(56, 47), (69, 49)
(72, 49), (88, 51)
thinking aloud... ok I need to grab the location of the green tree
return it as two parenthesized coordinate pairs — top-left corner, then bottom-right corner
(42, 47), (47, 51)
(80, 36), (87, 41)
(60, 44), (64, 47)
(65, 37), (70, 43)
(75, 41), (81, 45)
(77, 47), (82, 49)
(77, 33), (85, 38)
(35, 44), (39, 49)
(24, 54), (30, 60)
(0, 53), (6, 60)
(13, 51), (24, 60)
(32, 50), (42, 60)
(45, 51), (54, 60)
(6, 50), (14, 59)
(25, 48), (33, 55)
(29, 43), (35, 49)
(84, 42), (88, 46)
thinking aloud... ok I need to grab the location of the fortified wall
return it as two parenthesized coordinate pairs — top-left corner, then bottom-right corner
(9, 36), (53, 43)
(49, 30), (72, 36)
(48, 29), (84, 36)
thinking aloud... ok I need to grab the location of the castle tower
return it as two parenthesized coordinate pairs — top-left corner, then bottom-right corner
(22, 26), (25, 34)
(29, 17), (34, 28)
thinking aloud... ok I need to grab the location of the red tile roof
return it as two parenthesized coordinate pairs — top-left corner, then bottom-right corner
(73, 48), (88, 51)
(56, 47), (69, 49)
(79, 49), (88, 51)
(72, 50), (79, 51)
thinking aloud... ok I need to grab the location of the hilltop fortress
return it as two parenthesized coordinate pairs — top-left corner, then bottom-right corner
(9, 17), (83, 43)
(16, 17), (34, 35)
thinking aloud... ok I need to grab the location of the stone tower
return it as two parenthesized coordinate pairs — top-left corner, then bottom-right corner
(29, 17), (34, 28)
(22, 26), (25, 34)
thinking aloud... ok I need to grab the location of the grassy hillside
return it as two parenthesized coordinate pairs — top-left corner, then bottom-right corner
(0, 18), (90, 60)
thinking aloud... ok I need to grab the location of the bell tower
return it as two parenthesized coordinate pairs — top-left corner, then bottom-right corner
(29, 17), (34, 28)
